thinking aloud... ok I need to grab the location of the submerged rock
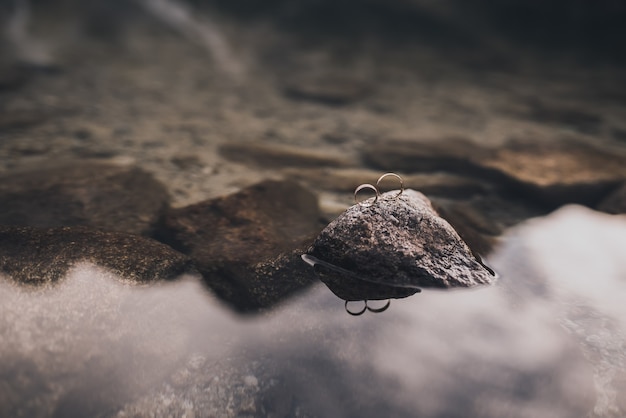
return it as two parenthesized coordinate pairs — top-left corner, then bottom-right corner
(283, 74), (371, 105)
(308, 189), (496, 289)
(480, 138), (626, 207)
(0, 226), (193, 285)
(363, 137), (626, 207)
(282, 167), (489, 198)
(0, 161), (170, 236)
(158, 180), (324, 312)
(219, 141), (354, 169)
(596, 183), (626, 214)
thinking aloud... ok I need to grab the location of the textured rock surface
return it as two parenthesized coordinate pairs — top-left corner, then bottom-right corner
(0, 226), (193, 285)
(159, 180), (324, 311)
(309, 189), (496, 289)
(0, 161), (170, 236)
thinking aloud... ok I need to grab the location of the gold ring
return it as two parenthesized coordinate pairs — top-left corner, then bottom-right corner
(376, 172), (404, 198)
(354, 183), (379, 205)
(345, 300), (367, 316)
(366, 299), (391, 313)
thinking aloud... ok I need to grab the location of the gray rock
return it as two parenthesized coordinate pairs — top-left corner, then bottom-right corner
(523, 99), (604, 134)
(0, 161), (170, 236)
(158, 180), (324, 312)
(283, 74), (371, 105)
(0, 226), (193, 285)
(308, 189), (496, 289)
(219, 141), (354, 169)
(596, 182), (626, 214)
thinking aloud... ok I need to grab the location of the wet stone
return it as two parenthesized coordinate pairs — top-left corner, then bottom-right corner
(313, 262), (420, 302)
(219, 141), (354, 169)
(480, 138), (626, 207)
(283, 74), (370, 105)
(596, 183), (626, 214)
(432, 193), (548, 257)
(363, 137), (626, 208)
(524, 99), (604, 134)
(158, 180), (324, 312)
(0, 226), (193, 285)
(282, 167), (489, 199)
(0, 161), (170, 236)
(363, 136), (493, 176)
(612, 127), (626, 142)
(308, 189), (496, 289)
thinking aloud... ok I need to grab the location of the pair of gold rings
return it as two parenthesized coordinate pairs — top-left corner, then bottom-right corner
(345, 299), (391, 316)
(354, 172), (404, 205)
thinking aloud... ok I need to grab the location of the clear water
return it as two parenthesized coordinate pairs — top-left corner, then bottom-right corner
(2, 205), (625, 417)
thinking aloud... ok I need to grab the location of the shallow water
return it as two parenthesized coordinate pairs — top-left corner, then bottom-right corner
(2, 205), (625, 417)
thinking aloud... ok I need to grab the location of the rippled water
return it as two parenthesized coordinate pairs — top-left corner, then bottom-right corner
(1, 205), (625, 417)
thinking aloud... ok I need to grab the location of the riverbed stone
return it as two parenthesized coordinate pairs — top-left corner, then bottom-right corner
(479, 138), (626, 207)
(219, 141), (354, 169)
(0, 161), (170, 236)
(0, 226), (193, 285)
(158, 180), (324, 312)
(596, 183), (626, 214)
(363, 137), (626, 207)
(523, 99), (604, 134)
(283, 74), (371, 105)
(308, 189), (496, 289)
(362, 136), (490, 175)
(282, 167), (490, 198)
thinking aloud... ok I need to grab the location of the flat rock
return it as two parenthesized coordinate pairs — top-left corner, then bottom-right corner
(283, 74), (370, 105)
(362, 136), (490, 175)
(219, 141), (354, 168)
(480, 138), (626, 207)
(0, 161), (170, 235)
(523, 99), (604, 134)
(308, 189), (496, 289)
(596, 183), (626, 214)
(158, 180), (324, 312)
(0, 226), (193, 285)
(363, 137), (626, 207)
